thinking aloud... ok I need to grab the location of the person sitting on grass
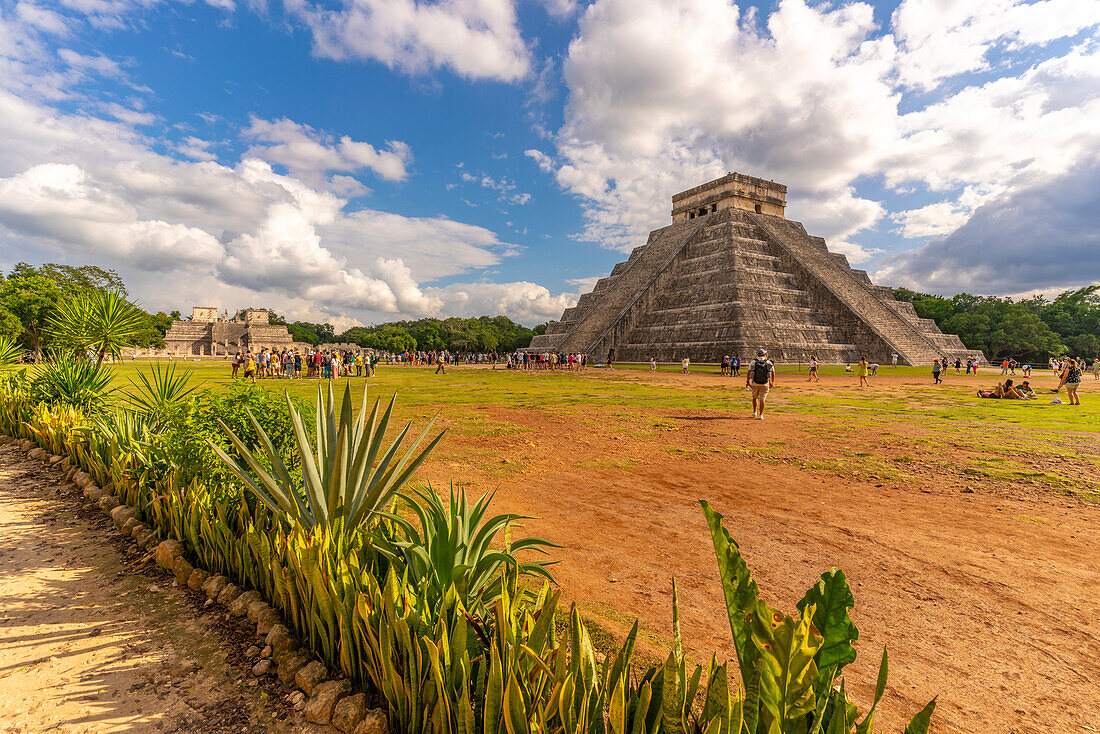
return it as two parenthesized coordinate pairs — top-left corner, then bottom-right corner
(978, 378), (1030, 399)
(1018, 381), (1036, 398)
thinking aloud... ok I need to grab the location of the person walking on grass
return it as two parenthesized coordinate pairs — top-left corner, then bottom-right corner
(807, 356), (819, 382)
(932, 358), (943, 384)
(1092, 357), (1099, 380)
(891, 352), (898, 368)
(1062, 358), (1082, 405)
(650, 357), (657, 372)
(435, 352), (446, 375)
(747, 348), (774, 420)
(857, 356), (870, 388)
(682, 356), (690, 374)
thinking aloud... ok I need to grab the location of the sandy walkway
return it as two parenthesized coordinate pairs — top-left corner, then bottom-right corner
(0, 445), (289, 734)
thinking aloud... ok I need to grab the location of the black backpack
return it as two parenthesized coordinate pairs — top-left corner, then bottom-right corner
(751, 359), (772, 384)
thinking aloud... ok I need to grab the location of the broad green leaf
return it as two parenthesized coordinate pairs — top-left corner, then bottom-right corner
(700, 501), (760, 685)
(797, 568), (858, 685)
(751, 600), (823, 730)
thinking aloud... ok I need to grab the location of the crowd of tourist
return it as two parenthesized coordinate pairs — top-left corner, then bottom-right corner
(230, 348), (380, 383)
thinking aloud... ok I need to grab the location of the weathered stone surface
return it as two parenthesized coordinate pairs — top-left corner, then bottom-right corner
(139, 531), (160, 551)
(155, 540), (185, 570)
(48, 454), (64, 465)
(246, 599), (270, 624)
(173, 556), (194, 584)
(295, 660), (328, 696)
(353, 708), (388, 734)
(164, 307), (295, 358)
(110, 504), (138, 529)
(187, 568), (210, 591)
(266, 624), (297, 656)
(256, 608), (281, 636)
(252, 659), (275, 677)
(133, 526), (155, 546)
(332, 693), (368, 734)
(217, 583), (242, 606)
(60, 457), (71, 470)
(86, 485), (109, 501)
(28, 447), (46, 460)
(121, 517), (143, 536)
(73, 471), (92, 487)
(304, 679), (352, 725)
(96, 495), (120, 513)
(228, 590), (262, 617)
(530, 177), (978, 367)
(202, 574), (228, 600)
(277, 650), (311, 685)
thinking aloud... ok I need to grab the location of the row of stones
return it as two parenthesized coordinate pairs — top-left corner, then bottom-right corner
(7, 436), (386, 734)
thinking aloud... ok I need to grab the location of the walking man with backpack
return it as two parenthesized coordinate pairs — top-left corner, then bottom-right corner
(746, 348), (775, 420)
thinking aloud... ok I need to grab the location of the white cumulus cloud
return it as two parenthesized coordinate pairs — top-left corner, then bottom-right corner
(284, 0), (531, 82)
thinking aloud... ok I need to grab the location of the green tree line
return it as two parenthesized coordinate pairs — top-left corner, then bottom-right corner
(894, 286), (1100, 361)
(278, 314), (541, 353)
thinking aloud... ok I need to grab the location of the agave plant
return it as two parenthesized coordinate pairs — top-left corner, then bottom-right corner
(371, 484), (559, 615)
(209, 381), (444, 538)
(46, 289), (145, 366)
(127, 361), (198, 422)
(0, 335), (24, 367)
(29, 355), (115, 412)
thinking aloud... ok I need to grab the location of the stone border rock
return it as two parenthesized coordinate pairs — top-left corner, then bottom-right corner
(3, 434), (387, 734)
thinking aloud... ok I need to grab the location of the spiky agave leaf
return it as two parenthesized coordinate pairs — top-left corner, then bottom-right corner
(29, 354), (115, 412)
(127, 361), (198, 420)
(208, 380), (444, 541)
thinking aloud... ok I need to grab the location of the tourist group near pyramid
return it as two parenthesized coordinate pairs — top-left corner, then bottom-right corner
(530, 173), (980, 366)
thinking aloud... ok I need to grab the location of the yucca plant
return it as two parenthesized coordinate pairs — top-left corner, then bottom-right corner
(210, 381), (445, 540)
(371, 484), (558, 616)
(127, 361), (198, 423)
(46, 289), (145, 366)
(29, 355), (114, 413)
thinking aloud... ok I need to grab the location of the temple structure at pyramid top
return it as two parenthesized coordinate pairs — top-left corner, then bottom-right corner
(529, 173), (980, 366)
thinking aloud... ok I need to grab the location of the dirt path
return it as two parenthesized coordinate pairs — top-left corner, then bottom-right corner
(424, 369), (1100, 734)
(0, 446), (292, 734)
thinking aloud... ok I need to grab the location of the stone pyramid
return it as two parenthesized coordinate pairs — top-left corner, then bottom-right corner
(529, 173), (979, 366)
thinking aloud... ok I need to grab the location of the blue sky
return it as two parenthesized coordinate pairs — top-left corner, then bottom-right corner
(0, 0), (1098, 327)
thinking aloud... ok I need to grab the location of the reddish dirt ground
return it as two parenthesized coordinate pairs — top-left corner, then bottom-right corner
(421, 368), (1100, 734)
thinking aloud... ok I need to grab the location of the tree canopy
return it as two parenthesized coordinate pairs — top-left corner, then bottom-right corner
(893, 287), (1100, 361)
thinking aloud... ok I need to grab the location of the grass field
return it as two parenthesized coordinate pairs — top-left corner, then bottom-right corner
(97, 359), (1100, 501)
(33, 357), (1100, 732)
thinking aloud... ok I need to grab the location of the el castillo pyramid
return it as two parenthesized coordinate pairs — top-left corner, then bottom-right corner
(529, 173), (978, 366)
